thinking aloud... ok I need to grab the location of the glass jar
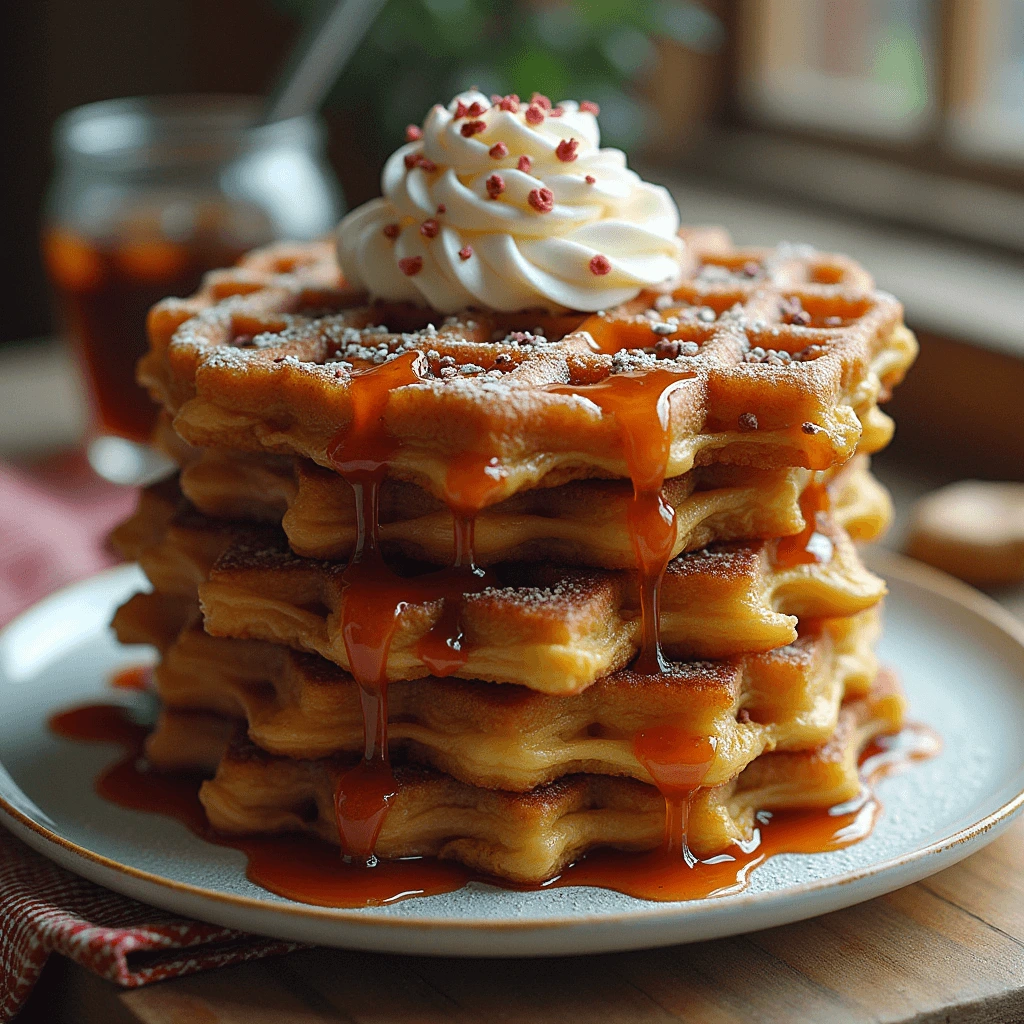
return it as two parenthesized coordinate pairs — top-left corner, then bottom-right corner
(43, 95), (343, 482)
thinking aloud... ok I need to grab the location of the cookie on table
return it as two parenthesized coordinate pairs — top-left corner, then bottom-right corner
(907, 481), (1024, 587)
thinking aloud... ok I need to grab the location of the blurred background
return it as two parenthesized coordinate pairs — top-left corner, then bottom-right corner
(1, 0), (1023, 607)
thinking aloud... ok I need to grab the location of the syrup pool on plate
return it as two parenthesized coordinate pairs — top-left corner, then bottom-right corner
(48, 687), (939, 908)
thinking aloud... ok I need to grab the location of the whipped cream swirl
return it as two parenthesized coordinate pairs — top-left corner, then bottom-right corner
(336, 90), (683, 313)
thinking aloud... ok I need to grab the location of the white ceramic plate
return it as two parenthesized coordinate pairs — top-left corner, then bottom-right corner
(2, 552), (1023, 957)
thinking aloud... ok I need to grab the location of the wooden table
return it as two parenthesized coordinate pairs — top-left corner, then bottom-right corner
(19, 813), (1024, 1024)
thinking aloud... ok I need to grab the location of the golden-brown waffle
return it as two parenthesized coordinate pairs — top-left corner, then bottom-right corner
(115, 590), (878, 791)
(170, 436), (888, 566)
(139, 234), (917, 509)
(112, 479), (886, 691)
(145, 679), (903, 883)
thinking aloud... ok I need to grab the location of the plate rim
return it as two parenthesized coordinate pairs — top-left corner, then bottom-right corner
(1, 551), (1023, 935)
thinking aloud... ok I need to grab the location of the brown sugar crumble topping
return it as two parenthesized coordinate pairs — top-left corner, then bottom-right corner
(781, 297), (811, 326)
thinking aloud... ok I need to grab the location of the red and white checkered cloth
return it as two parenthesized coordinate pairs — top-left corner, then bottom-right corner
(0, 458), (304, 1021)
(0, 832), (303, 1020)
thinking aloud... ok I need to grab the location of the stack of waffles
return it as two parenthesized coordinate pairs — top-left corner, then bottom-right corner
(110, 228), (917, 887)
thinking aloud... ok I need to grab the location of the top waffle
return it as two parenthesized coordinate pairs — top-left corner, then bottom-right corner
(140, 230), (917, 511)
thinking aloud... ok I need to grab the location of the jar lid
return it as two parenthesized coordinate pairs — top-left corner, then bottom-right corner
(53, 95), (327, 169)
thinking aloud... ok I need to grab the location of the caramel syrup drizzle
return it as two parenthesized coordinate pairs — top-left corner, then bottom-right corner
(545, 367), (695, 675)
(321, 338), (848, 876)
(633, 728), (718, 866)
(325, 351), (489, 863)
(109, 664), (152, 692)
(549, 715), (940, 902)
(774, 481), (834, 569)
(48, 683), (940, 908)
(540, 345), (707, 863)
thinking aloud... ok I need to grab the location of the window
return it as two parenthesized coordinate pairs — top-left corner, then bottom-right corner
(946, 0), (1024, 162)
(741, 0), (936, 141)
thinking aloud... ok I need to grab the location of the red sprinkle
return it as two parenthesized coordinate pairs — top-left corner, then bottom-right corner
(489, 142), (509, 158)
(555, 138), (579, 162)
(585, 175), (596, 184)
(454, 100), (469, 118)
(420, 219), (439, 238)
(525, 104), (544, 125)
(398, 256), (423, 276)
(499, 94), (520, 112)
(417, 156), (437, 172)
(589, 254), (611, 275)
(549, 106), (564, 117)
(404, 152), (418, 170)
(436, 203), (446, 214)
(486, 173), (506, 199)
(517, 155), (532, 172)
(579, 100), (600, 115)
(459, 245), (473, 260)
(528, 187), (554, 213)
(491, 94), (502, 104)
(383, 223), (400, 240)
(467, 101), (487, 117)
(405, 124), (423, 141)
(461, 119), (486, 137)
(530, 92), (552, 110)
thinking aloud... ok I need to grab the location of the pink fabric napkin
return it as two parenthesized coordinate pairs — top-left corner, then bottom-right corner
(0, 458), (132, 625)
(0, 458), (304, 1021)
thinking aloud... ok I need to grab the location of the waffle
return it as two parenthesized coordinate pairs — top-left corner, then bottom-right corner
(114, 589), (878, 791)
(141, 678), (904, 883)
(112, 479), (886, 691)
(139, 234), (917, 512)
(170, 435), (887, 566)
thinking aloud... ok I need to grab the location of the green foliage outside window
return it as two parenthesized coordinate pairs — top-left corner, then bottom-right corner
(271, 0), (722, 159)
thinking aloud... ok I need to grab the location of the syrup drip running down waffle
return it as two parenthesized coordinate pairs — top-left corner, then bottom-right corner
(323, 353), (495, 859)
(126, 231), (919, 881)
